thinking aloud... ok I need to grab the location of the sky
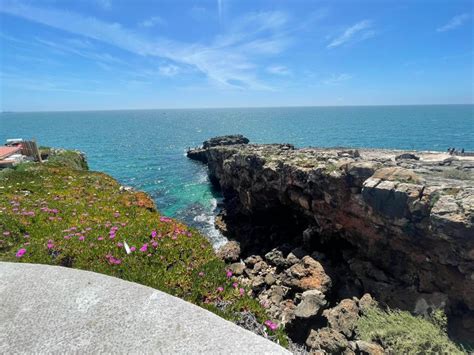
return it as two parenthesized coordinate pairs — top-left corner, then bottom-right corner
(0, 0), (473, 111)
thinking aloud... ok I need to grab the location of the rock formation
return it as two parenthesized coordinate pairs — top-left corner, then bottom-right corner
(188, 136), (474, 347)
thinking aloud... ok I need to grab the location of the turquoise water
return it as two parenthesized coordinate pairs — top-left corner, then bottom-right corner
(1, 105), (473, 245)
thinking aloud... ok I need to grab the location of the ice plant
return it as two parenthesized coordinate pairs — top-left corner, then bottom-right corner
(16, 248), (26, 258)
(47, 240), (54, 249)
(139, 243), (148, 252)
(264, 320), (278, 331)
(226, 270), (233, 278)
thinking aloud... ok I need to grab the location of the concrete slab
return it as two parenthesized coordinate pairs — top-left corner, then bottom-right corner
(0, 262), (289, 354)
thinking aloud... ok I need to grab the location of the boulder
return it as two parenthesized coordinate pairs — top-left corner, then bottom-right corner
(294, 289), (327, 319)
(355, 340), (385, 355)
(265, 248), (288, 268)
(228, 262), (246, 276)
(202, 135), (249, 149)
(323, 299), (360, 338)
(306, 328), (349, 353)
(282, 256), (332, 293)
(216, 241), (240, 262)
(358, 293), (378, 314)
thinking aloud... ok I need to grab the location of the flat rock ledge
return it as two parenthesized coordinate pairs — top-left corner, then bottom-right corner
(0, 262), (289, 354)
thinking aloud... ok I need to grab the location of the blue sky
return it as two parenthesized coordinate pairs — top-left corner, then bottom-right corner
(0, 0), (472, 111)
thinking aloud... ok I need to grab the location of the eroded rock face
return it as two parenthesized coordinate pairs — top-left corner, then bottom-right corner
(188, 136), (474, 339)
(216, 241), (241, 262)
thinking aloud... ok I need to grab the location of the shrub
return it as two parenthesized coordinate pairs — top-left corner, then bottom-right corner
(357, 306), (463, 354)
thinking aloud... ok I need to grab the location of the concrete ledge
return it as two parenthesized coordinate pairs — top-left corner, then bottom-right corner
(0, 262), (289, 354)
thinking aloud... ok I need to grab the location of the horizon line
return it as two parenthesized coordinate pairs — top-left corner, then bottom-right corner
(2, 103), (473, 114)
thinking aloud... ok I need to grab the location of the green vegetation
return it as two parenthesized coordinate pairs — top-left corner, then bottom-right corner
(0, 152), (287, 346)
(357, 306), (463, 354)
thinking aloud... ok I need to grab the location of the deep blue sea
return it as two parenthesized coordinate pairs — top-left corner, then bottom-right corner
(1, 105), (473, 246)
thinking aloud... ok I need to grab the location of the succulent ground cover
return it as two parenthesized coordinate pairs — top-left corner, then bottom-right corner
(0, 151), (288, 346)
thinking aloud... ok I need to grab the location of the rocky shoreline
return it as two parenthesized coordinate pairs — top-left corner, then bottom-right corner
(188, 135), (473, 351)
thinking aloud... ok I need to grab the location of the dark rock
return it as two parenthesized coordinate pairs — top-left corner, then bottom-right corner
(265, 248), (288, 268)
(306, 328), (349, 353)
(216, 241), (241, 262)
(323, 299), (360, 338)
(395, 153), (420, 161)
(202, 135), (249, 149)
(294, 289), (327, 319)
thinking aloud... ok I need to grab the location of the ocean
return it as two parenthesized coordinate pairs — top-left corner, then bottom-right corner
(2, 105), (473, 246)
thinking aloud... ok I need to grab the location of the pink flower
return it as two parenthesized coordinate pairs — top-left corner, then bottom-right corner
(117, 242), (123, 247)
(2, 231), (10, 236)
(151, 230), (157, 238)
(226, 270), (233, 278)
(130, 246), (136, 252)
(98, 237), (104, 241)
(217, 286), (224, 292)
(79, 236), (85, 241)
(239, 288), (245, 296)
(114, 212), (120, 218)
(264, 320), (278, 331)
(198, 272), (205, 277)
(152, 241), (158, 248)
(47, 240), (54, 249)
(16, 248), (26, 258)
(232, 282), (238, 289)
(139, 244), (148, 252)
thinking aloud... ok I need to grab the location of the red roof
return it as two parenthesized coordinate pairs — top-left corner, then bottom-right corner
(0, 146), (21, 160)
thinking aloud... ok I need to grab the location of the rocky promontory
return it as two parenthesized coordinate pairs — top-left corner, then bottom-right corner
(188, 135), (474, 348)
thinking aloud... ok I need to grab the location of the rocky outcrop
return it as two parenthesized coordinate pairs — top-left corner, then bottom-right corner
(188, 136), (474, 342)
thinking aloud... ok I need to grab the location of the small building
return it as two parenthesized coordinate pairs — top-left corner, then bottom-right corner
(0, 139), (42, 168)
(0, 146), (23, 168)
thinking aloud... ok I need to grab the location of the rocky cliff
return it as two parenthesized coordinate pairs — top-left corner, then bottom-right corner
(188, 136), (474, 342)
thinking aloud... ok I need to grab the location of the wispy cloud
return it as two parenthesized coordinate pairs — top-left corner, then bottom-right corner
(266, 65), (290, 75)
(327, 20), (375, 48)
(0, 2), (291, 90)
(158, 64), (180, 77)
(97, 0), (112, 10)
(437, 13), (470, 32)
(322, 73), (352, 85)
(139, 16), (166, 28)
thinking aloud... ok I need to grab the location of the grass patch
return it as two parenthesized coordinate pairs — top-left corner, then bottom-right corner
(0, 155), (287, 346)
(357, 307), (463, 354)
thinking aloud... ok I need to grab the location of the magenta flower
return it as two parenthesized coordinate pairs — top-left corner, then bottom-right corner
(47, 240), (54, 249)
(130, 246), (136, 252)
(217, 286), (224, 292)
(16, 248), (26, 258)
(264, 320), (278, 331)
(226, 270), (233, 278)
(152, 241), (158, 248)
(239, 288), (245, 296)
(98, 237), (104, 241)
(232, 282), (238, 289)
(117, 242), (124, 247)
(139, 243), (148, 252)
(151, 230), (157, 238)
(79, 236), (85, 241)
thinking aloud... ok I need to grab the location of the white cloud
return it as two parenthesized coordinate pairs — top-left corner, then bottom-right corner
(322, 73), (352, 85)
(139, 16), (166, 28)
(437, 13), (470, 32)
(0, 2), (291, 90)
(266, 65), (290, 75)
(158, 64), (180, 77)
(327, 20), (375, 48)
